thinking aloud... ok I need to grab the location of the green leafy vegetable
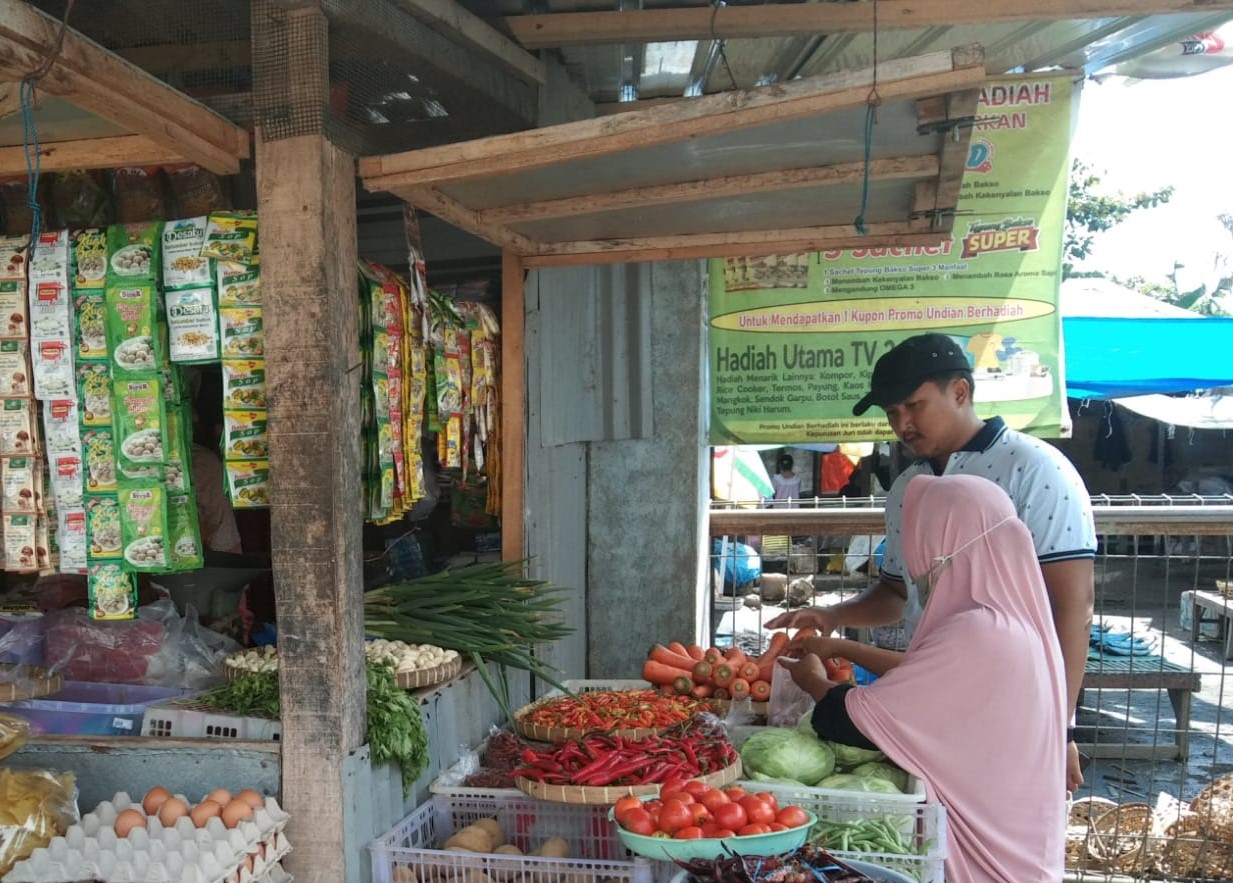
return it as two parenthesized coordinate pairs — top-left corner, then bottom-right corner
(816, 773), (902, 794)
(826, 740), (886, 770)
(739, 728), (836, 786)
(195, 672), (280, 719)
(367, 661), (429, 797)
(852, 760), (910, 791)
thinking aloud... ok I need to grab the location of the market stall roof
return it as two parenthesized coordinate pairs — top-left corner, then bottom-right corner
(0, 0), (249, 175)
(360, 46), (984, 266)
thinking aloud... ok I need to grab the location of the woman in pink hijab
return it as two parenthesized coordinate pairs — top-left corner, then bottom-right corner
(780, 473), (1067, 883)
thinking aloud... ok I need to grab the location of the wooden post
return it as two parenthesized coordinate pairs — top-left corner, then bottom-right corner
(257, 131), (364, 881)
(501, 250), (526, 562)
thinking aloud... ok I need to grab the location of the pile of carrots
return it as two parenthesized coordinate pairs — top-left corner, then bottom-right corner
(641, 632), (814, 702)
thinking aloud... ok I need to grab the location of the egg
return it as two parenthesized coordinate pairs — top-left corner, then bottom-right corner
(142, 786), (172, 816)
(114, 808), (147, 838)
(157, 797), (189, 827)
(221, 799), (254, 829)
(190, 800), (223, 827)
(205, 787), (232, 806)
(234, 789), (265, 809)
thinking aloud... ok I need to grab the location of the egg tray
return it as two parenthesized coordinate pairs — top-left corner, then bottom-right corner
(3, 792), (292, 883)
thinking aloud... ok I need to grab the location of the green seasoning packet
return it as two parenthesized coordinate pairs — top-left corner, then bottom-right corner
(164, 405), (190, 494)
(226, 460), (270, 508)
(219, 306), (263, 358)
(166, 288), (220, 363)
(77, 362), (112, 427)
(161, 217), (212, 291)
(201, 211), (258, 264)
(74, 290), (108, 361)
(81, 428), (118, 493)
(216, 260), (261, 307)
(221, 359), (266, 409)
(167, 492), (204, 571)
(118, 484), (169, 572)
(105, 222), (162, 286)
(112, 375), (167, 478)
(88, 562), (137, 621)
(71, 228), (108, 290)
(222, 410), (268, 460)
(105, 283), (161, 376)
(85, 494), (122, 560)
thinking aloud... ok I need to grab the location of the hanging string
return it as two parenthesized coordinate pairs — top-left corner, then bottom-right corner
(709, 0), (738, 92)
(853, 0), (881, 236)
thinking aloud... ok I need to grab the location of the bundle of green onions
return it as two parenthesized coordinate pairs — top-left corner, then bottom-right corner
(364, 561), (573, 718)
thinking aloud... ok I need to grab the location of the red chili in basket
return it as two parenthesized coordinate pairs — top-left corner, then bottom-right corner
(522, 689), (712, 731)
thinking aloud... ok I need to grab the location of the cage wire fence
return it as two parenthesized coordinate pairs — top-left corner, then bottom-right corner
(710, 493), (1233, 881)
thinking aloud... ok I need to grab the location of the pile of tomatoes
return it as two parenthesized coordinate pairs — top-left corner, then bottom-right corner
(612, 780), (812, 840)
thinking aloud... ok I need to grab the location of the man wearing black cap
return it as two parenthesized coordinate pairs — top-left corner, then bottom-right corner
(767, 332), (1096, 791)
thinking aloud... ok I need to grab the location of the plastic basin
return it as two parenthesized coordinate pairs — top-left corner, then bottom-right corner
(608, 804), (815, 862)
(666, 857), (915, 883)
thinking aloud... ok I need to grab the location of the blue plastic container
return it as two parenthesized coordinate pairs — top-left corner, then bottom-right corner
(0, 681), (196, 736)
(852, 664), (879, 686)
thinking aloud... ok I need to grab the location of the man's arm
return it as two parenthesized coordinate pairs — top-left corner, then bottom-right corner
(1041, 558), (1095, 718)
(765, 578), (908, 632)
(793, 636), (904, 677)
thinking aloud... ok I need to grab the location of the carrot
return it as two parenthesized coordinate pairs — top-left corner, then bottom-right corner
(729, 678), (751, 700)
(692, 661), (714, 683)
(691, 684), (714, 700)
(668, 641), (691, 657)
(724, 647), (748, 665)
(713, 663), (737, 689)
(650, 644), (699, 671)
(713, 687), (730, 701)
(738, 661), (760, 681)
(749, 679), (771, 701)
(794, 628), (818, 642)
(673, 675), (695, 695)
(756, 632), (791, 680)
(685, 645), (705, 661)
(643, 659), (693, 686)
(704, 648), (724, 665)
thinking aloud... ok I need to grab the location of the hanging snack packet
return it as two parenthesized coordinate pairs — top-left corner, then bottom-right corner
(112, 376), (167, 477)
(221, 359), (266, 409)
(81, 428), (118, 493)
(41, 399), (79, 456)
(163, 405), (190, 494)
(31, 339), (75, 400)
(222, 410), (268, 460)
(0, 279), (28, 338)
(85, 494), (122, 560)
(165, 288), (220, 363)
(0, 235), (29, 279)
(118, 484), (169, 572)
(105, 222), (161, 286)
(0, 339), (31, 397)
(48, 450), (85, 511)
(226, 460), (270, 508)
(88, 562), (137, 620)
(216, 260), (261, 307)
(36, 515), (52, 573)
(219, 306), (263, 358)
(70, 228), (108, 290)
(1, 457), (37, 513)
(0, 398), (35, 456)
(105, 284), (161, 376)
(74, 290), (108, 361)
(161, 217), (211, 290)
(77, 363), (112, 427)
(58, 507), (87, 574)
(29, 230), (69, 284)
(201, 211), (258, 264)
(167, 492), (204, 571)
(3, 514), (38, 572)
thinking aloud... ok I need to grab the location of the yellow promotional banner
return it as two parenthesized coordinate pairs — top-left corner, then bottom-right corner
(708, 74), (1076, 444)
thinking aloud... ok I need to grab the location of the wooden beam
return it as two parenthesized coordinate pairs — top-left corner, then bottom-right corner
(931, 88), (981, 218)
(0, 134), (186, 176)
(0, 80), (41, 122)
(481, 155), (940, 225)
(0, 0), (249, 173)
(117, 40), (252, 75)
(389, 185), (542, 253)
(393, 0), (546, 85)
(503, 0), (1233, 49)
(361, 46), (984, 189)
(521, 221), (947, 267)
(501, 250), (526, 563)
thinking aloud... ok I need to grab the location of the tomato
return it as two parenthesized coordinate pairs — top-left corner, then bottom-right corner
(755, 792), (779, 812)
(660, 789), (695, 806)
(699, 789), (730, 813)
(710, 829), (736, 839)
(614, 796), (644, 823)
(723, 787), (748, 801)
(776, 806), (811, 829)
(684, 780), (711, 797)
(622, 809), (655, 836)
(700, 823), (724, 839)
(713, 802), (747, 831)
(737, 824), (769, 836)
(673, 826), (705, 840)
(740, 796), (776, 826)
(643, 799), (663, 814)
(690, 804), (712, 825)
(657, 799), (694, 834)
(767, 822), (787, 832)
(660, 777), (689, 795)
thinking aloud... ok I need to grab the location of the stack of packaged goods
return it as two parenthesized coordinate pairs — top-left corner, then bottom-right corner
(205, 212), (269, 510)
(0, 236), (41, 575)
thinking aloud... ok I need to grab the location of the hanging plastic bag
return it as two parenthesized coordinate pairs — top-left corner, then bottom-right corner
(768, 658), (817, 728)
(0, 768), (79, 878)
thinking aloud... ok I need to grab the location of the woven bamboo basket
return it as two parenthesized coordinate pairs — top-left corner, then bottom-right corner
(1065, 797), (1117, 873)
(1192, 775), (1233, 842)
(514, 757), (742, 805)
(1069, 796), (1118, 827)
(1087, 803), (1165, 875)
(512, 693), (674, 744)
(395, 657), (463, 690)
(0, 664), (62, 702)
(1159, 814), (1233, 879)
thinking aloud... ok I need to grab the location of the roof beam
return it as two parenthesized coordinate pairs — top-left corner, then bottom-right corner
(482, 155), (941, 225)
(391, 0), (546, 85)
(0, 134), (186, 176)
(361, 45), (984, 189)
(0, 0), (249, 173)
(389, 185), (542, 254)
(521, 222), (946, 267)
(503, 0), (1233, 49)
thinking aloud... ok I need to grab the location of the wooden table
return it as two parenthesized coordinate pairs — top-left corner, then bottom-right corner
(1188, 588), (1233, 660)
(1078, 655), (1201, 762)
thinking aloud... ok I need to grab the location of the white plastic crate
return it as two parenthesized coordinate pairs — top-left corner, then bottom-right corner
(141, 699), (282, 741)
(370, 794), (654, 883)
(796, 793), (946, 883)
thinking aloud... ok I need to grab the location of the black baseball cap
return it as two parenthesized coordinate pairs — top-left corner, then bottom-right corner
(851, 333), (972, 416)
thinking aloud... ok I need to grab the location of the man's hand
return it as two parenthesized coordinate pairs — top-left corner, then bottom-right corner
(789, 635), (845, 659)
(777, 654), (836, 701)
(1067, 742), (1084, 793)
(765, 607), (839, 633)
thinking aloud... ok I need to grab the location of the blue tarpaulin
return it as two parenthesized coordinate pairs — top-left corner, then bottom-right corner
(1063, 317), (1233, 400)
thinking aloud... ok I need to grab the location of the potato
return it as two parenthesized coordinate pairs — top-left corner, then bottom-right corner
(445, 826), (493, 853)
(493, 845), (523, 856)
(473, 818), (505, 848)
(490, 844), (525, 883)
(534, 837), (569, 859)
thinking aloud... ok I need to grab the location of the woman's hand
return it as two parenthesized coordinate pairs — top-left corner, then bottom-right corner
(789, 635), (844, 659)
(777, 654), (838, 702)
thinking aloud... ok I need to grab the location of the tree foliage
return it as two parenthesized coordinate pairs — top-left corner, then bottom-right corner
(1063, 160), (1174, 278)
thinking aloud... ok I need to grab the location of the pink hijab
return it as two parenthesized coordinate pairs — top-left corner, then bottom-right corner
(846, 474), (1067, 883)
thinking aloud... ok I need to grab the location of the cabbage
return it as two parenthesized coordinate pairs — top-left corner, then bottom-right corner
(826, 741), (885, 770)
(797, 711), (815, 735)
(740, 728), (835, 785)
(750, 772), (809, 786)
(852, 761), (909, 792)
(816, 773), (902, 794)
